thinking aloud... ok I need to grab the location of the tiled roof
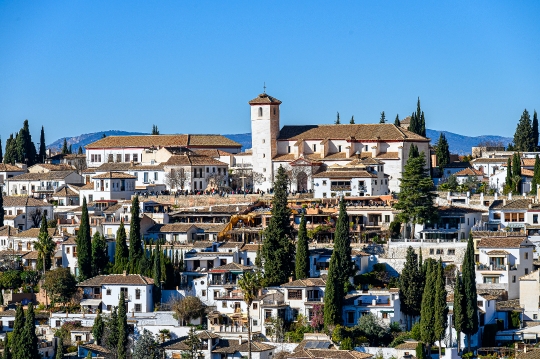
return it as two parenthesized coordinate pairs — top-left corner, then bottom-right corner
(512, 349), (540, 359)
(375, 152), (400, 159)
(15, 227), (61, 238)
(213, 339), (275, 353)
(210, 262), (252, 271)
(79, 343), (111, 354)
(22, 251), (39, 259)
(0, 163), (24, 172)
(522, 169), (534, 177)
(30, 163), (74, 171)
(490, 199), (535, 210)
(400, 116), (411, 124)
(193, 223), (228, 232)
(86, 134), (240, 149)
(282, 277), (326, 287)
(486, 250), (510, 255)
(312, 170), (377, 179)
(8, 171), (77, 181)
(63, 237), (77, 245)
(219, 242), (244, 249)
(3, 196), (51, 207)
(0, 225), (19, 237)
(163, 154), (228, 166)
(147, 223), (195, 233)
(95, 163), (164, 171)
(248, 93), (282, 105)
(470, 157), (509, 164)
(522, 158), (537, 167)
(78, 274), (154, 286)
(53, 186), (79, 197)
(278, 124), (428, 142)
(289, 349), (372, 359)
(477, 236), (532, 248)
(92, 171), (137, 179)
(454, 168), (484, 176)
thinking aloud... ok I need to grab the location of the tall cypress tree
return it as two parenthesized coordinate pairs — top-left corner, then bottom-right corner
(394, 114), (400, 127)
(531, 155), (540, 195)
(0, 138), (3, 164)
(512, 152), (522, 195)
(11, 305), (24, 358)
(420, 259), (436, 356)
(409, 112), (419, 134)
(54, 339), (63, 359)
(3, 326), (11, 359)
(35, 212), (55, 272)
(335, 112), (340, 124)
(38, 126), (46, 163)
(114, 221), (129, 273)
(349, 116), (355, 124)
(91, 232), (108, 276)
(434, 258), (448, 358)
(420, 111), (426, 137)
(533, 110), (539, 151)
(334, 199), (352, 285)
(14, 120), (37, 166)
(514, 109), (535, 152)
(61, 139), (68, 155)
(323, 251), (343, 327)
(505, 157), (512, 191)
(379, 111), (386, 124)
(92, 310), (104, 345)
(0, 188), (4, 227)
(128, 196), (142, 273)
(153, 243), (162, 306)
(20, 303), (39, 359)
(436, 133), (451, 170)
(462, 232), (478, 352)
(105, 307), (118, 349)
(399, 246), (423, 330)
(409, 144), (419, 159)
(262, 165), (294, 286)
(453, 276), (465, 354)
(76, 197), (92, 281)
(295, 214), (309, 280)
(4, 134), (14, 165)
(117, 292), (128, 359)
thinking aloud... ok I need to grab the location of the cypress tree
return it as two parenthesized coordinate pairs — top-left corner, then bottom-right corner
(409, 144), (419, 159)
(323, 252), (343, 327)
(512, 152), (521, 194)
(61, 139), (68, 155)
(14, 120), (37, 166)
(434, 258), (448, 358)
(415, 343), (426, 359)
(3, 325), (11, 359)
(409, 112), (418, 134)
(128, 196), (142, 273)
(54, 338), (63, 359)
(76, 197), (92, 281)
(92, 310), (104, 345)
(114, 221), (129, 273)
(505, 157), (512, 191)
(117, 292), (128, 359)
(379, 111), (386, 124)
(78, 146), (83, 155)
(453, 276), (465, 354)
(399, 247), (423, 330)
(38, 126), (46, 163)
(436, 133), (451, 170)
(533, 110), (539, 151)
(514, 109), (535, 152)
(0, 188), (4, 227)
(91, 232), (108, 276)
(0, 138), (3, 164)
(532, 154), (540, 195)
(394, 114), (400, 127)
(105, 307), (118, 349)
(254, 244), (262, 268)
(349, 116), (355, 124)
(11, 304), (24, 358)
(262, 165), (294, 286)
(20, 303), (38, 359)
(420, 111), (426, 137)
(462, 232), (478, 352)
(420, 259), (436, 355)
(295, 214), (309, 280)
(334, 199), (352, 286)
(4, 134), (14, 165)
(35, 212), (55, 272)
(335, 112), (340, 124)
(179, 249), (185, 272)
(153, 243), (162, 306)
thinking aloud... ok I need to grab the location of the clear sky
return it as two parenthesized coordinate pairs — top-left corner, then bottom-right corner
(1, 1), (539, 146)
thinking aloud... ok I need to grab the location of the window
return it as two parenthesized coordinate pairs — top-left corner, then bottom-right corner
(73, 247), (78, 257)
(133, 154), (138, 162)
(135, 304), (142, 312)
(253, 303), (258, 309)
(120, 287), (128, 296)
(525, 252), (529, 260)
(313, 144), (317, 152)
(258, 107), (263, 117)
(154, 172), (158, 181)
(66, 247), (70, 254)
(382, 312), (388, 319)
(448, 249), (455, 255)
(535, 314), (538, 320)
(116, 154), (122, 162)
(513, 276), (516, 283)
(135, 289), (141, 299)
(107, 305), (112, 311)
(263, 168), (266, 172)
(262, 153), (265, 158)
(288, 146), (291, 153)
(262, 139), (265, 144)
(288, 290), (302, 300)
(385, 215), (390, 223)
(202, 290), (207, 296)
(8, 321), (14, 328)
(477, 300), (483, 307)
(253, 319), (258, 326)
(222, 301), (227, 308)
(525, 268), (530, 275)
(429, 249), (434, 255)
(106, 289), (111, 295)
(206, 168), (209, 173)
(125, 154), (130, 162)
(338, 145), (342, 152)
(108, 154), (113, 163)
(322, 180), (327, 186)
(322, 192), (327, 198)
(483, 276), (499, 284)
(347, 312), (355, 324)
(143, 172), (149, 183)
(436, 249), (443, 255)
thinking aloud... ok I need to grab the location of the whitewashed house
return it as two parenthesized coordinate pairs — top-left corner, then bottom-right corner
(2, 196), (54, 231)
(4, 171), (84, 198)
(0, 163), (26, 184)
(342, 289), (402, 327)
(86, 171), (137, 201)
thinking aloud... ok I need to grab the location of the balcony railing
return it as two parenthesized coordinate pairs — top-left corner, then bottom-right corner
(209, 280), (237, 286)
(36, 186), (55, 192)
(306, 297), (323, 302)
(477, 263), (516, 271)
(331, 185), (351, 191)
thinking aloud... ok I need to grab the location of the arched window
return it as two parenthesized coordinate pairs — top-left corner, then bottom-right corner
(258, 107), (263, 117)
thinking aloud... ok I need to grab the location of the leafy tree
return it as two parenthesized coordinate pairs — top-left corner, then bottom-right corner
(356, 313), (387, 346)
(435, 133), (450, 169)
(0, 270), (21, 290)
(133, 329), (163, 359)
(532, 155), (540, 195)
(238, 271), (263, 359)
(462, 232), (478, 352)
(295, 214), (310, 279)
(38, 126), (46, 163)
(128, 196), (143, 273)
(394, 114), (400, 126)
(117, 292), (128, 359)
(379, 111), (386, 124)
(92, 310), (104, 345)
(514, 109), (535, 152)
(323, 250), (343, 327)
(453, 276), (465, 354)
(35, 212), (55, 273)
(42, 268), (77, 307)
(2, 326), (11, 359)
(182, 327), (203, 359)
(262, 165), (294, 286)
(335, 112), (340, 124)
(434, 259), (448, 358)
(334, 199), (352, 286)
(11, 305), (24, 358)
(420, 259), (436, 355)
(394, 152), (436, 239)
(310, 304), (324, 332)
(91, 232), (108, 276)
(350, 116), (355, 124)
(61, 139), (68, 155)
(399, 247), (423, 329)
(416, 343), (426, 359)
(114, 221), (128, 273)
(151, 125), (160, 135)
(171, 296), (206, 325)
(76, 197), (92, 281)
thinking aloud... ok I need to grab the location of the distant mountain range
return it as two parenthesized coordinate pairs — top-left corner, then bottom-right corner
(48, 129), (513, 155)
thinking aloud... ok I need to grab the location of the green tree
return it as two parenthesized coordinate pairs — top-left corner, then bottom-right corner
(512, 152), (522, 195)
(171, 296), (206, 326)
(295, 214), (310, 280)
(434, 259), (448, 358)
(394, 114), (400, 127)
(128, 196), (142, 273)
(11, 305), (24, 359)
(350, 116), (355, 124)
(181, 327), (203, 359)
(117, 292), (128, 359)
(42, 268), (77, 307)
(2, 327), (11, 359)
(356, 313), (387, 346)
(323, 251), (343, 327)
(54, 339), (63, 359)
(408, 98), (426, 137)
(133, 329), (163, 359)
(394, 152), (436, 239)
(533, 110), (539, 151)
(92, 310), (104, 345)
(61, 139), (68, 155)
(0, 137), (3, 164)
(514, 109), (535, 152)
(379, 111), (386, 124)
(334, 199), (352, 286)
(151, 125), (160, 135)
(114, 221), (129, 273)
(532, 154), (540, 195)
(15, 120), (37, 166)
(262, 165), (294, 286)
(435, 133), (450, 170)
(77, 146), (83, 155)
(76, 197), (92, 281)
(505, 157), (512, 193)
(335, 112), (341, 124)
(420, 259), (436, 355)
(104, 307), (119, 350)
(34, 212), (55, 273)
(462, 232), (478, 352)
(3, 134), (15, 165)
(20, 303), (39, 359)
(238, 271), (263, 359)
(416, 343), (426, 359)
(153, 243), (162, 305)
(91, 232), (108, 276)
(255, 244), (262, 268)
(38, 126), (46, 164)
(453, 276), (465, 354)
(399, 247), (423, 330)
(0, 187), (4, 227)
(0, 270), (21, 291)
(409, 144), (419, 159)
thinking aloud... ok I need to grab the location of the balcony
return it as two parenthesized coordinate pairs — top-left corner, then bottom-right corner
(476, 263), (515, 271)
(209, 280), (238, 286)
(306, 297), (323, 303)
(214, 292), (243, 299)
(36, 186), (55, 192)
(331, 185), (351, 191)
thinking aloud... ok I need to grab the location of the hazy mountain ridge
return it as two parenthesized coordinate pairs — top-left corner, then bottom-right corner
(48, 130), (513, 155)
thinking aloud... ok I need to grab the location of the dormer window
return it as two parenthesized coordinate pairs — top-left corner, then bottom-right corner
(338, 145), (342, 152)
(313, 144), (317, 152)
(258, 107), (263, 117)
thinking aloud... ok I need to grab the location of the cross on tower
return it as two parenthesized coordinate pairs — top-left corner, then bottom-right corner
(263, 82), (266, 94)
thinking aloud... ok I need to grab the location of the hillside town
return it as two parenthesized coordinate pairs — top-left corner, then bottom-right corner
(1, 93), (540, 359)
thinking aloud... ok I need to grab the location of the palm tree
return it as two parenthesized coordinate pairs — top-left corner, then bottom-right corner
(158, 328), (171, 343)
(238, 271), (263, 359)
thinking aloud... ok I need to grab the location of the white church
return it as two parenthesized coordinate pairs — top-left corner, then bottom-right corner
(248, 92), (431, 194)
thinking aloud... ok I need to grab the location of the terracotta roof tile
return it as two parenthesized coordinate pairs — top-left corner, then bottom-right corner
(15, 228), (60, 238)
(0, 225), (19, 237)
(163, 154), (228, 166)
(92, 171), (137, 179)
(86, 134), (240, 149)
(3, 196), (51, 207)
(248, 93), (282, 105)
(454, 168), (484, 176)
(78, 274), (154, 286)
(477, 236), (531, 248)
(0, 164), (25, 172)
(147, 223), (196, 233)
(375, 152), (400, 159)
(8, 171), (78, 181)
(210, 262), (252, 271)
(312, 170), (377, 179)
(282, 277), (326, 287)
(95, 163), (164, 171)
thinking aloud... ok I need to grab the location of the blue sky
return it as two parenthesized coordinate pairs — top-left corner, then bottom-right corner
(1, 1), (539, 146)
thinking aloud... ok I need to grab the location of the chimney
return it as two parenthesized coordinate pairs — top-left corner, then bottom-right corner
(123, 270), (127, 276)
(503, 199), (507, 206)
(239, 336), (242, 345)
(289, 277), (293, 283)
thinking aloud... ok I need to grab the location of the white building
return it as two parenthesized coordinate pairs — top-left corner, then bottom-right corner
(519, 269), (540, 321)
(78, 274), (154, 313)
(342, 289), (402, 327)
(4, 171), (84, 198)
(0, 163), (26, 184)
(2, 196), (54, 231)
(84, 171), (137, 202)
